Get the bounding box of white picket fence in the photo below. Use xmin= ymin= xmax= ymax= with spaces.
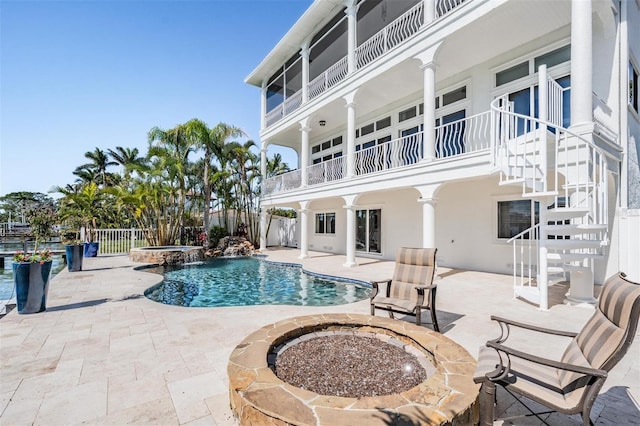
xmin=84 ymin=228 xmax=148 ymax=255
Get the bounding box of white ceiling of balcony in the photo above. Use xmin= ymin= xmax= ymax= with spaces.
xmin=436 ymin=0 xmax=571 ymax=79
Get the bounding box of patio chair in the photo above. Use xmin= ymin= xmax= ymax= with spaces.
xmin=370 ymin=247 xmax=439 ymax=332
xmin=474 ymin=272 xmax=640 ymax=425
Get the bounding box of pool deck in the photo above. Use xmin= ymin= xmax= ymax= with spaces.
xmin=0 ymin=248 xmax=638 ymax=425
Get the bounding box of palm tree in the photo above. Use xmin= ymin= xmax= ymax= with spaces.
xmin=148 ymin=123 xmax=195 ymax=244
xmin=76 ymin=148 xmax=118 ymax=187
xmin=266 ymin=153 xmax=290 ymax=178
xmin=185 ymin=119 xmax=246 ymax=243
xmin=108 ymin=146 xmax=146 ymax=181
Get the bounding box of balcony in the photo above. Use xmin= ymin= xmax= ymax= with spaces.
xmin=262 ymin=111 xmax=490 ymax=196
xmin=264 ymin=0 xmax=467 ymax=129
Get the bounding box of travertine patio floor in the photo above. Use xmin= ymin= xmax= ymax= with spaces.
xmin=0 ymin=248 xmax=638 ymax=425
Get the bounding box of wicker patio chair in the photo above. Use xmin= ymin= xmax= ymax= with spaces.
xmin=370 ymin=247 xmax=439 ymax=332
xmin=474 ymin=272 xmax=640 ymax=425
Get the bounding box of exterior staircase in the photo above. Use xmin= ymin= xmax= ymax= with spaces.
xmin=491 ymin=65 xmax=609 ymax=310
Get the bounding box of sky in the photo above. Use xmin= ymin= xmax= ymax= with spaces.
xmin=0 ymin=0 xmax=311 ymax=197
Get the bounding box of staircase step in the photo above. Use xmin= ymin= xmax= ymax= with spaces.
xmin=547 ymin=252 xmax=604 ymax=262
xmin=522 ymin=191 xmax=559 ymax=199
xmin=546 ymin=239 xmax=605 ymax=250
xmin=545 ymin=208 xmax=589 ymax=220
xmin=545 ymin=224 xmax=607 ymax=235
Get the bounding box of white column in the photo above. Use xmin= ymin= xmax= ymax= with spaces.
xmin=570 ymin=0 xmax=592 ymax=128
xmin=260 ymin=144 xmax=268 ymax=180
xmin=418 ymin=197 xmax=436 ymax=247
xmin=538 ymin=64 xmax=548 ymax=192
xmin=299 ymin=204 xmax=309 ymax=259
xmin=301 ymin=43 xmax=310 ymax=103
xmin=344 ymin=91 xmax=357 ymax=178
xmin=424 ymin=0 xmax=435 ymax=25
xmin=422 ymin=62 xmax=436 ymax=161
xmin=300 ymin=119 xmax=310 ymax=187
xmin=260 ymin=80 xmax=267 ymax=131
xmin=345 ymin=0 xmax=357 ymax=74
xmin=259 ymin=207 xmax=268 ymax=250
xmin=343 ymin=204 xmax=357 ymax=267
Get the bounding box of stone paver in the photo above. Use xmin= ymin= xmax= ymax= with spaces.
xmin=0 ymin=249 xmax=637 ymax=425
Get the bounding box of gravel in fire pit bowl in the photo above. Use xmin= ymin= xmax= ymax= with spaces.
xmin=274 ymin=333 xmax=430 ymax=398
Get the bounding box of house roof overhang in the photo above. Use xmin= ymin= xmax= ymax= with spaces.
xmin=244 ymin=0 xmax=345 ymax=88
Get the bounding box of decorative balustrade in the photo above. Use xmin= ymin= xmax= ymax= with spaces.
xmin=356 ymin=2 xmax=423 ymax=69
xmin=262 ymin=169 xmax=302 ymax=196
xmin=435 ymin=111 xmax=491 ymax=158
xmin=307 ymin=156 xmax=345 ymax=185
xmin=263 ymin=112 xmax=493 ymax=196
xmin=308 ymin=56 xmax=349 ymax=101
xmin=265 ymin=105 xmax=284 ymax=127
xmin=435 ymin=0 xmax=466 ymax=18
xmin=355 ymin=133 xmax=424 ymax=175
xmin=283 ymin=90 xmax=303 ymax=115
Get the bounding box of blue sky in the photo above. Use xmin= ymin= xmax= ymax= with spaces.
xmin=0 ymin=0 xmax=310 ymax=197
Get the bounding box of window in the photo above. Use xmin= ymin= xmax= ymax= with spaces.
xmin=496 ymin=45 xmax=570 ymax=87
xmin=497 ymin=200 xmax=539 ymax=239
xmin=311 ymin=134 xmax=343 ymax=164
xmin=630 ymin=61 xmax=639 ymax=113
xmin=496 ymin=62 xmax=529 ymax=87
xmin=376 ymin=116 xmax=391 ymax=130
xmin=315 ymin=213 xmax=335 ymax=234
xmin=361 ymin=123 xmax=375 ymax=136
xmin=534 ymin=45 xmax=571 ymax=71
xmin=399 ymin=106 xmax=417 ymax=122
xmin=356 ymin=209 xmax=381 ymax=253
xmin=442 ymin=86 xmax=467 ymax=106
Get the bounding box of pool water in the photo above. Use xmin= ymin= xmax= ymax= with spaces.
xmin=144 ymin=257 xmax=371 ymax=307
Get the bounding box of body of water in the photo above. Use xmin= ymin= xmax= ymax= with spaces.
xmin=144 ymin=257 xmax=371 ymax=307
xmin=0 ymin=242 xmax=66 ymax=300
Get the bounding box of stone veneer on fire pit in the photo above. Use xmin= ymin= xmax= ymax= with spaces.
xmin=228 ymin=313 xmax=479 ymax=425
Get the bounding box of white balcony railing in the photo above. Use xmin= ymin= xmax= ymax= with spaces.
xmin=436 ymin=0 xmax=466 ymax=18
xmin=283 ymin=90 xmax=303 ymax=115
xmin=265 ymin=105 xmax=283 ymax=128
xmin=355 ymin=133 xmax=424 ymax=175
xmin=308 ymin=56 xmax=349 ymax=101
xmin=262 ymin=169 xmax=302 ymax=196
xmin=356 ymin=2 xmax=424 ymax=69
xmin=434 ymin=111 xmax=491 ymax=158
xmin=262 ymin=111 xmax=491 ymax=196
xmin=307 ymin=156 xmax=345 ymax=185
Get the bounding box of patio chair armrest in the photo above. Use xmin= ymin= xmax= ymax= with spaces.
xmin=485 ymin=341 xmax=608 ymax=379
xmin=370 ymin=279 xmax=391 ymax=299
xmin=490 ymin=315 xmax=579 ymax=338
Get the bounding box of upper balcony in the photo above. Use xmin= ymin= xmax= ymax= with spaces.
xmin=263 ymin=110 xmax=491 ymax=197
xmin=260 ymin=0 xmax=468 ymax=130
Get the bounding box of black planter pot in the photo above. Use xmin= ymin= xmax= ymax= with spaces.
xmin=65 ymin=244 xmax=85 ymax=272
xmin=84 ymin=242 xmax=99 ymax=257
xmin=12 ymin=261 xmax=52 ymax=314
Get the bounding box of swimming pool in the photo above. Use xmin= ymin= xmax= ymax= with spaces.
xmin=143 ymin=257 xmax=371 ymax=307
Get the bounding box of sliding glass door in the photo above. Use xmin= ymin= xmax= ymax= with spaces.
xmin=356 ymin=209 xmax=381 ymax=253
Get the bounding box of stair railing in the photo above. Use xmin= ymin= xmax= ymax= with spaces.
xmin=507 ymin=224 xmax=540 ymax=298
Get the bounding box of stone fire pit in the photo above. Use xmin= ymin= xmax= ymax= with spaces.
xmin=228 ymin=313 xmax=479 ymax=425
